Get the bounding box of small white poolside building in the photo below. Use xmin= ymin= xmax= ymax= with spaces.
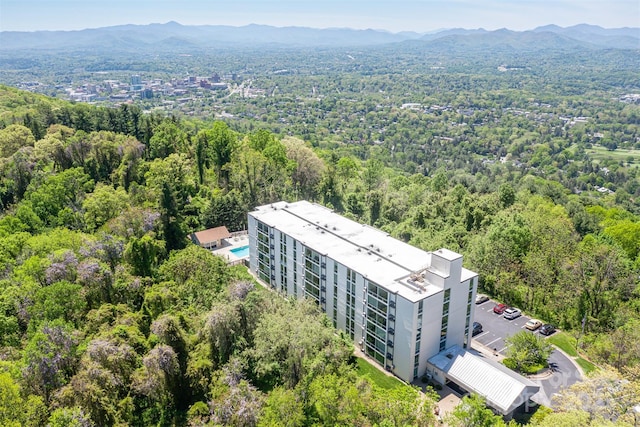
xmin=190 ymin=225 xmax=231 ymax=250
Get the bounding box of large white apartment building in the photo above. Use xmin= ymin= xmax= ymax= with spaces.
xmin=248 ymin=200 xmax=479 ymax=383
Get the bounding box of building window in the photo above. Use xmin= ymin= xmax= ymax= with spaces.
xmin=365 ymin=281 xmax=390 ymax=367
xmin=293 ymin=241 xmax=297 ymax=261
xmin=303 ymin=247 xmax=322 ymax=305
xmin=440 ymin=289 xmax=450 ymax=352
xmin=413 ymin=353 xmax=420 ymax=379
xmin=256 ymin=221 xmax=271 ymax=285
xmin=344 ymin=268 xmax=357 ymax=340
xmin=279 ymin=235 xmax=288 ymax=292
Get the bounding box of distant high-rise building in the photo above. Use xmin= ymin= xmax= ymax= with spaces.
xmin=131 ymin=75 xmax=142 ymax=85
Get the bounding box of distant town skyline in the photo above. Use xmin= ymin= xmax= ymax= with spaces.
xmin=1 ymin=0 xmax=638 ymax=33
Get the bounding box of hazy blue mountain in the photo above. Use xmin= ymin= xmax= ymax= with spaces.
xmin=0 ymin=22 xmax=637 ymax=52
xmin=532 ymin=24 xmax=640 ymax=49
xmin=418 ymin=29 xmax=592 ymax=53
xmin=420 ymin=25 xmax=638 ymax=49
xmin=420 ymin=28 xmax=491 ymax=40
xmin=0 ymin=22 xmax=416 ymax=51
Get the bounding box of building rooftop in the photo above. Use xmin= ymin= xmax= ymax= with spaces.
xmin=429 ymin=345 xmax=540 ymax=415
xmin=192 ymin=225 xmax=231 ymax=245
xmin=250 ymin=201 xmax=477 ymax=302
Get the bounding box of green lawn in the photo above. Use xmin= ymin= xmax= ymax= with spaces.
xmin=547 ymin=332 xmax=598 ymax=374
xmin=585 ymin=145 xmax=640 ymax=165
xmin=547 ymin=332 xmax=578 ymax=357
xmin=576 ymin=357 xmax=597 ymax=374
xmin=355 ymin=357 xmax=404 ymax=390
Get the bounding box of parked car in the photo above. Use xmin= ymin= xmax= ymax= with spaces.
xmin=475 ymin=294 xmax=489 ymax=304
xmin=503 ymin=307 xmax=522 ymax=320
xmin=472 ymin=322 xmax=483 ymax=336
xmin=525 ymin=319 xmax=543 ymax=330
xmin=539 ymin=324 xmax=556 ymax=336
xmin=493 ymin=303 xmax=508 ymax=314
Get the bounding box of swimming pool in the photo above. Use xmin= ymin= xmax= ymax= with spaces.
xmin=230 ymin=245 xmax=250 ymax=258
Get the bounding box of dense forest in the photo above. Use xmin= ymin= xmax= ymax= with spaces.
xmin=0 ymin=33 xmax=639 ymax=425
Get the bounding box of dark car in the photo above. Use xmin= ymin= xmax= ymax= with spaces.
xmin=493 ymin=303 xmax=508 ymax=314
xmin=472 ymin=322 xmax=483 ymax=336
xmin=539 ymin=324 xmax=556 ymax=336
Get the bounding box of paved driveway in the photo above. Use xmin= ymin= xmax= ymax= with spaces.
xmin=472 ymin=297 xmax=582 ymax=407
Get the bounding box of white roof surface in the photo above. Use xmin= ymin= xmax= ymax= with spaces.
xmin=250 ymin=201 xmax=477 ymax=302
xmin=429 ymin=345 xmax=540 ymax=414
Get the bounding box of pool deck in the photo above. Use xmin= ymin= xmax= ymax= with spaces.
xmin=211 ymin=233 xmax=250 ymax=263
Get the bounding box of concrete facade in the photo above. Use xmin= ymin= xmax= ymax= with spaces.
xmin=248 ymin=201 xmax=478 ymax=383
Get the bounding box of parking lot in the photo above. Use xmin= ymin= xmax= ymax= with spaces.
xmin=471 ymin=296 xmax=582 ymax=407
xmin=472 ymin=299 xmax=534 ymax=355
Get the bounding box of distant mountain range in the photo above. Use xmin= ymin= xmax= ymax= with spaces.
xmin=0 ymin=22 xmax=638 ymax=52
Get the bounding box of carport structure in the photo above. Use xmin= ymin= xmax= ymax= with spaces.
xmin=427 ymin=345 xmax=540 ymax=418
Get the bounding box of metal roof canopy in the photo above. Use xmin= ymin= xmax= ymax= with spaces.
xmin=429 ymin=345 xmax=540 ymax=415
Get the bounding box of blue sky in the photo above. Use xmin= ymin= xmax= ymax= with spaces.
xmin=1 ymin=0 xmax=638 ymax=32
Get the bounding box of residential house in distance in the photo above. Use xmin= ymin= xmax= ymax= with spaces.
xmin=247 ymin=201 xmax=539 ymax=418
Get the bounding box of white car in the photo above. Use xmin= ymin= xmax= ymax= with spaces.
xmin=503 ymin=307 xmax=522 ymax=320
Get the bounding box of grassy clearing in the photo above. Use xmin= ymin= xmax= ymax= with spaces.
xmin=576 ymin=357 xmax=597 ymax=374
xmin=355 ymin=357 xmax=404 ymax=390
xmin=547 ymin=332 xmax=598 ymax=374
xmin=547 ymin=332 xmax=578 ymax=357
xmin=586 ymin=145 xmax=640 ymax=165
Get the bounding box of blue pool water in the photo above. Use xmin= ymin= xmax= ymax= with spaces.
xmin=230 ymin=245 xmax=250 ymax=258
